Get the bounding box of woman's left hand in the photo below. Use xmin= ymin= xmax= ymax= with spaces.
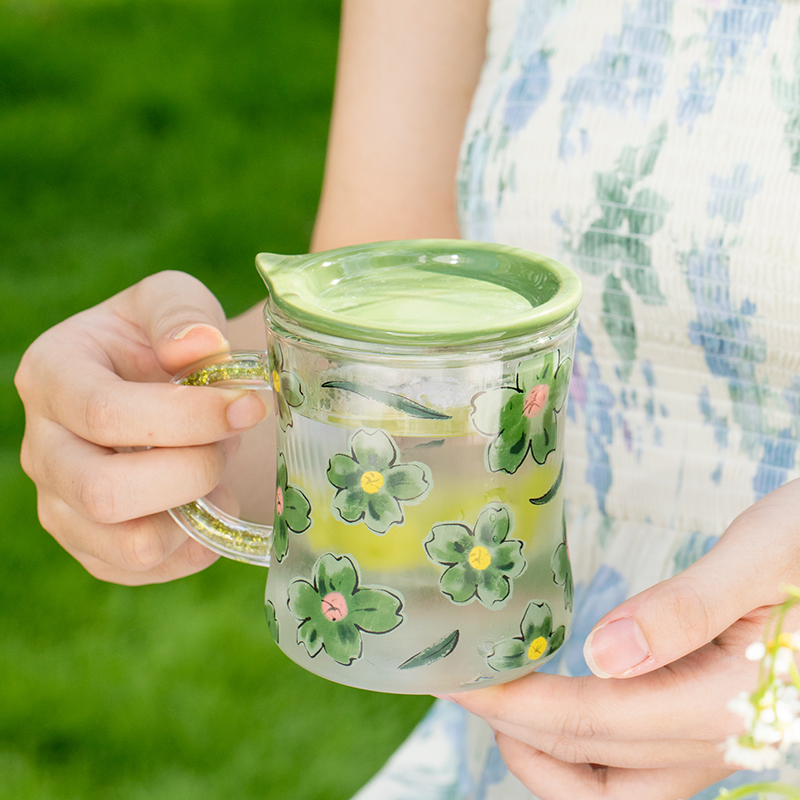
xmin=446 ymin=478 xmax=800 ymax=800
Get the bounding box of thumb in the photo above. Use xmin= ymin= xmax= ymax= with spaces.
xmin=131 ymin=271 xmax=230 ymax=374
xmin=582 ymin=533 xmax=773 ymax=679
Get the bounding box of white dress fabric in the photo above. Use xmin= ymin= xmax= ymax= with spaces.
xmin=355 ymin=0 xmax=800 ymax=797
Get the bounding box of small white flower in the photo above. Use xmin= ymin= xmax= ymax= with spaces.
xmin=775 ymin=697 xmax=800 ymax=726
xmin=788 ymin=726 xmax=800 ymax=750
xmin=774 ymin=646 xmax=795 ymax=676
xmin=780 ymin=718 xmax=800 ymax=749
xmin=746 ymin=641 xmax=767 ymax=661
xmin=758 ymin=706 xmax=777 ymax=725
xmin=728 ymin=691 xmax=756 ymax=726
xmin=753 ymin=719 xmax=783 ymax=746
xmin=724 ymin=736 xmax=782 ymax=771
xmin=777 ymin=683 xmax=800 ymax=704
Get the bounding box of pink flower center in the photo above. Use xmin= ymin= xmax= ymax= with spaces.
xmin=275 ymin=486 xmax=284 ymax=516
xmin=321 ymin=591 xmax=348 ymax=622
xmin=523 ymin=384 xmax=549 ymax=418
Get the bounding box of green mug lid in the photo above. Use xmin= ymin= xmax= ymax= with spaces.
xmin=256 ymin=239 xmax=581 ymax=347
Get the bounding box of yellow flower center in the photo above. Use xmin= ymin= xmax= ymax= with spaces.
xmin=360 ymin=470 xmax=384 ymax=494
xmin=527 ymin=636 xmax=547 ymax=661
xmin=271 ymin=370 xmax=281 ymax=393
xmin=468 ymin=546 xmax=492 ymax=571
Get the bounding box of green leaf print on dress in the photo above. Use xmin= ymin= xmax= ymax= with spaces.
xmin=268 ymin=341 xmax=304 ymax=432
xmin=327 ymin=428 xmax=432 ymax=535
xmin=272 ymin=452 xmax=312 ymax=563
xmin=471 ymin=351 xmax=571 ymax=473
xmin=486 ymin=600 xmax=565 ymax=672
xmin=563 ymin=123 xmax=670 ymax=371
xmin=424 ymin=504 xmax=527 ymax=610
xmin=772 ymin=19 xmax=800 ymax=174
xmin=287 ymin=553 xmax=404 ymax=666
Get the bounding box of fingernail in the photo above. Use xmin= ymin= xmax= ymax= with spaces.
xmin=583 ymin=617 xmax=650 ymax=678
xmin=227 ymin=394 xmax=266 ymax=430
xmin=170 ymin=323 xmax=229 ymax=348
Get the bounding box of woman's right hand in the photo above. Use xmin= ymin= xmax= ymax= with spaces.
xmin=15 ymin=270 xmax=267 ymax=585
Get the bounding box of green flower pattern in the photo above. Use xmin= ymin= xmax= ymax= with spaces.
xmin=551 ymin=512 xmax=574 ymax=612
xmin=265 ymin=600 xmax=279 ymax=644
xmin=268 ymin=341 xmax=304 ymax=432
xmin=272 ymin=452 xmax=312 ymax=563
xmin=486 ymin=600 xmax=566 ymax=672
xmin=470 ymin=351 xmax=572 ymax=473
xmin=287 ymin=553 xmax=404 ymax=666
xmin=327 ymin=428 xmax=432 ymax=535
xmin=423 ymin=504 xmax=527 ymax=609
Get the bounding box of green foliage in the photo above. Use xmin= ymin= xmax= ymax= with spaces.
xmin=0 ymin=2 xmax=432 ymax=798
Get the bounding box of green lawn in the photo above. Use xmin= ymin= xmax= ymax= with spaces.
xmin=0 ymin=1 xmax=433 ymax=797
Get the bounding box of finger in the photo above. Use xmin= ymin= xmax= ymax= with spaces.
xmin=78 ymin=535 xmax=221 ymax=586
xmin=582 ymin=481 xmax=800 ymax=679
xmin=32 ymin=418 xmax=231 ymax=522
xmin=486 ymin=718 xmax=722 ymax=769
xmin=17 ymin=274 xmax=266 ymax=448
xmin=31 ymin=352 xmax=266 ymax=448
xmin=126 ymin=270 xmax=230 ymax=375
xmin=38 ymin=492 xmax=218 ymax=583
xmin=494 ymin=732 xmax=732 ymax=800
xmin=449 ymin=654 xmax=748 ymax=743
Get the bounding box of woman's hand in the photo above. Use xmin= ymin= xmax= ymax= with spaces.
xmin=447 ymin=479 xmax=800 ymax=799
xmin=15 ymin=271 xmax=267 ymax=585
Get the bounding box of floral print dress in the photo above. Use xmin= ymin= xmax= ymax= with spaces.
xmin=353 ymin=0 xmax=800 ymax=797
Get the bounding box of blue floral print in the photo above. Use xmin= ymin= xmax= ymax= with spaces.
xmin=363 ymin=0 xmax=800 ymax=797
xmin=677 ymin=0 xmax=781 ymax=130
xmin=560 ymin=0 xmax=674 ymax=159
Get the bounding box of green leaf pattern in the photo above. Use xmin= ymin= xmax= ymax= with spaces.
xmin=398 ymin=630 xmax=460 ymax=671
xmin=265 ymin=600 xmax=279 ymax=644
xmin=551 ymin=512 xmax=573 ymax=613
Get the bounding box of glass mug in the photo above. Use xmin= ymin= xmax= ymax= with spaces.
xmin=170 ymin=239 xmax=581 ymax=695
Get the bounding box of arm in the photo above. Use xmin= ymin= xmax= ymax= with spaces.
xmin=221 ymin=0 xmax=489 ymax=351
xmin=311 ymin=0 xmax=488 ymax=250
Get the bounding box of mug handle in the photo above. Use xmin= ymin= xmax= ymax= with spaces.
xmin=168 ymin=351 xmax=274 ymax=567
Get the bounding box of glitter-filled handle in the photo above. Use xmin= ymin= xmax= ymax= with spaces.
xmin=168 ymin=351 xmax=273 ymax=567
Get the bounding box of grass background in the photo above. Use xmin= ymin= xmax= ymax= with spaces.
xmin=0 ymin=1 xmax=433 ymax=797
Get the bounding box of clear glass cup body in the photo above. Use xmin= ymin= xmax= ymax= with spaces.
xmin=263 ymin=311 xmax=577 ymax=695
